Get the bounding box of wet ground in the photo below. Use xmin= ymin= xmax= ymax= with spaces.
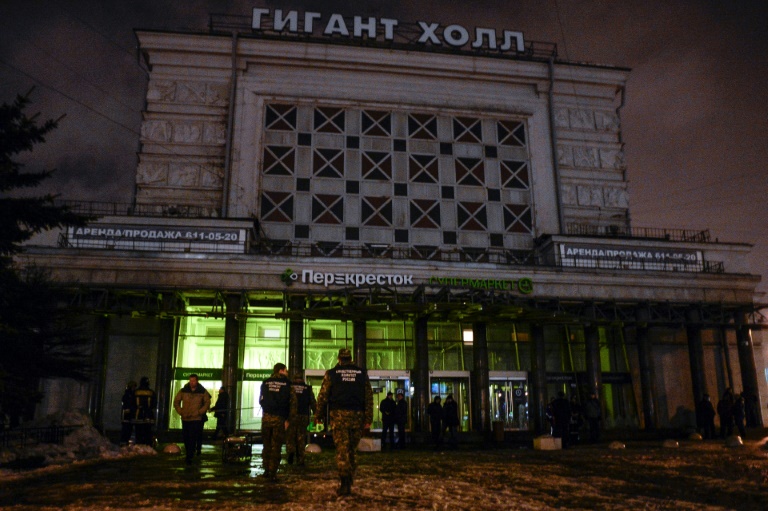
xmin=2 ymin=437 xmax=768 ymax=510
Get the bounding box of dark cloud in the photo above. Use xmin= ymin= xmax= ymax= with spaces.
xmin=2 ymin=0 xmax=767 ymax=294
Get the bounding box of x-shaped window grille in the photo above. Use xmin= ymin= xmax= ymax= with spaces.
xmin=260 ymin=191 xmax=293 ymax=222
xmin=362 ymin=151 xmax=392 ymax=180
xmin=453 ymin=116 xmax=482 ymax=143
xmin=409 ymin=154 xmax=439 ymax=183
xmin=265 ymin=104 xmax=297 ymax=131
xmin=263 ymin=146 xmax=295 ymax=175
xmin=314 ymin=107 xmax=345 ymax=133
xmin=457 ymin=201 xmax=488 ymax=231
xmin=503 ymin=204 xmax=532 ymax=233
xmin=361 ymin=110 xmax=392 ymax=137
xmin=312 ymin=194 xmax=344 ymax=224
xmin=362 ymin=196 xmax=393 ymax=227
xmin=313 ymin=149 xmax=344 ymax=178
xmin=497 ymin=120 xmax=526 ymax=147
xmin=410 ymin=199 xmax=441 ymax=229
xmin=408 ymin=113 xmax=438 ymax=140
xmin=455 ymin=157 xmax=485 ymax=186
xmin=500 ymin=160 xmax=529 ymax=189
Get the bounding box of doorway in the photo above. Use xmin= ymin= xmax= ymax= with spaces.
xmin=429 ymin=372 xmax=470 ymax=432
xmin=490 ymin=371 xmax=529 ymax=430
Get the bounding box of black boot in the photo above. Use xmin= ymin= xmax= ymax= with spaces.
xmin=336 ymin=476 xmax=352 ymax=496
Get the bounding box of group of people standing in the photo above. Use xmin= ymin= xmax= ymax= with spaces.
xmin=425 ymin=395 xmax=461 ymax=448
xmin=378 ymin=390 xmax=408 ymax=449
xmin=257 ymin=348 xmax=373 ymax=497
xmin=697 ymin=387 xmax=757 ymax=440
xmin=546 ymin=391 xmax=602 ymax=448
xmin=120 ymin=376 xmax=157 ymax=446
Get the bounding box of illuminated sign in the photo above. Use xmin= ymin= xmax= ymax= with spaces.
xmin=252 ymin=8 xmax=525 ymax=53
xmin=67 ymin=224 xmax=246 ymax=254
xmin=559 ymin=243 xmax=703 ymax=271
xmin=282 ymin=268 xmax=414 ymax=287
xmin=280 ymin=268 xmax=532 ymax=293
xmin=173 ymin=368 xmax=223 ymax=380
xmin=428 ymin=276 xmax=533 ymax=294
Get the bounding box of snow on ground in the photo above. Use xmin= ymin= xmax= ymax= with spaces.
xmin=2 ymin=434 xmax=768 ymax=510
xmin=0 ymin=411 xmax=156 ymax=476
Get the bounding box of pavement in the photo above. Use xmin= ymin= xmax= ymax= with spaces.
xmin=2 ymin=435 xmax=768 ymax=510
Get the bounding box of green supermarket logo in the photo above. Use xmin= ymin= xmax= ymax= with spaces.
xmin=280 ymin=268 xmax=298 ymax=285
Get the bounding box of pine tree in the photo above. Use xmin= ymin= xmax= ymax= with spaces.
xmin=0 ymin=91 xmax=87 ymax=257
xmin=0 ymin=91 xmax=93 ymax=425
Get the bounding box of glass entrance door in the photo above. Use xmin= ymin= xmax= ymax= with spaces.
xmin=490 ymin=371 xmax=528 ymax=430
xmin=369 ymin=371 xmax=410 ymax=431
xmin=429 ymin=373 xmax=470 ymax=432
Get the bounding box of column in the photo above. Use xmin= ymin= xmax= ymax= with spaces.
xmin=719 ymin=326 xmax=735 ymax=390
xmin=413 ymin=316 xmax=430 ymax=434
xmin=529 ymin=324 xmax=547 ymax=434
xmin=155 ymin=314 xmax=176 ymax=433
xmin=87 ymin=315 xmax=109 ymax=431
xmin=353 ymin=320 xmax=367 ymax=371
xmin=472 ymin=322 xmax=491 ymax=435
xmin=223 ymin=293 xmax=243 ymax=433
xmin=686 ymin=308 xmax=707 ymax=405
xmin=734 ymin=312 xmax=763 ymax=427
xmin=584 ymin=325 xmax=602 ymax=397
xmin=635 ymin=308 xmax=656 ymax=430
xmin=288 ymin=296 xmax=305 ymax=374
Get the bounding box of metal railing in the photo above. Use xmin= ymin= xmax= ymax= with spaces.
xmin=566 ymin=223 xmax=711 ymax=243
xmin=0 ymin=425 xmax=81 ymax=449
xmin=56 ymin=200 xmax=222 ymax=219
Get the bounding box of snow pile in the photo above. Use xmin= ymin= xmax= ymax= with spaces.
xmin=0 ymin=410 xmax=157 ymax=471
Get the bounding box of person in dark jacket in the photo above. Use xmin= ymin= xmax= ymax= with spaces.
xmin=134 ymin=376 xmax=156 ymax=446
xmin=379 ymin=391 xmax=396 ymax=450
xmin=427 ymin=396 xmax=444 ymax=447
xmin=717 ymin=388 xmax=735 ymax=438
xmin=315 ymin=348 xmax=373 ymax=496
xmin=211 ymin=387 xmax=229 ymax=441
xmin=696 ymin=394 xmax=716 ymax=440
xmin=551 ymin=391 xmax=572 ymax=448
xmin=287 ymin=371 xmax=316 ymax=466
xmin=442 ymin=394 xmax=460 ymax=448
xmin=173 ymin=374 xmax=211 ymax=465
xmin=120 ymin=381 xmax=137 ymax=445
xmin=394 ymin=391 xmax=408 ymax=449
xmin=259 ymin=363 xmax=297 ymax=480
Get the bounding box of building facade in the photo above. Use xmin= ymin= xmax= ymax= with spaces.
xmin=21 ymin=11 xmax=765 ymax=438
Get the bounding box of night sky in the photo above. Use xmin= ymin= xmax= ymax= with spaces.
xmin=2 ymin=1 xmax=767 ymax=297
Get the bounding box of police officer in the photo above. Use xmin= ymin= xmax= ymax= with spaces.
xmin=259 ymin=362 xmax=296 ymax=480
xmin=287 ymin=371 xmax=317 ymax=466
xmin=315 ymin=348 xmax=373 ymax=496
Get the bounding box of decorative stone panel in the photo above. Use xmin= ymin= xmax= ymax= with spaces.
xmin=568 ymin=109 xmax=595 ymax=130
xmin=573 ymin=146 xmax=599 ymax=168
xmin=577 ymin=185 xmax=604 ymax=207
xmin=599 ymin=148 xmax=625 ymax=170
xmin=604 ymin=187 xmax=629 ymax=208
xmin=557 ymin=145 xmax=574 ymax=166
xmin=147 ymin=80 xmax=230 ymax=106
xmin=594 ymin=110 xmax=620 ymax=132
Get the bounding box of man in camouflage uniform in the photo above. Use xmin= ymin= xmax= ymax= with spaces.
xmin=316 ymin=348 xmax=373 ymax=496
xmin=287 ymin=371 xmax=317 ymax=466
xmin=259 ymin=362 xmax=297 ymax=480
